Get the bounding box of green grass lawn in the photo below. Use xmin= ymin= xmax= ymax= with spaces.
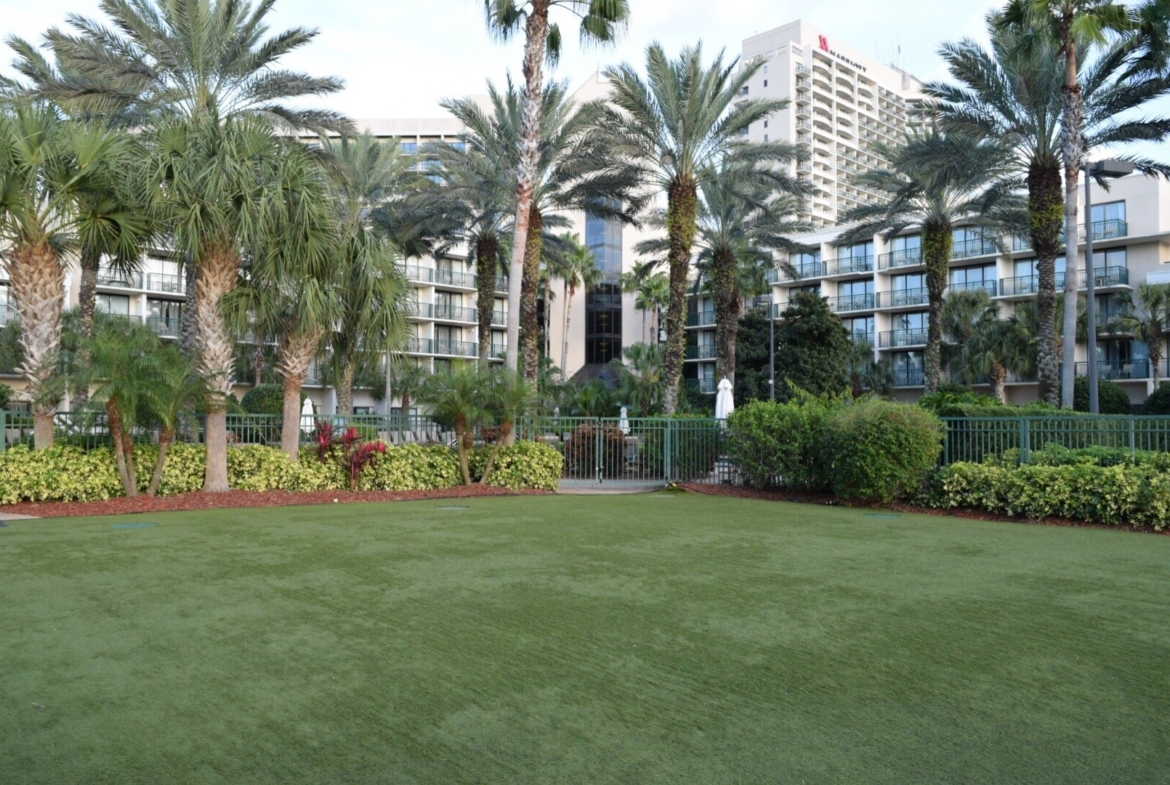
xmin=2 ymin=494 xmax=1169 ymax=784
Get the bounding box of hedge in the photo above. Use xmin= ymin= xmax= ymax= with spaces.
xmin=0 ymin=440 xmax=561 ymax=505
xmin=932 ymin=461 xmax=1170 ymax=530
xmin=725 ymin=395 xmax=843 ymax=491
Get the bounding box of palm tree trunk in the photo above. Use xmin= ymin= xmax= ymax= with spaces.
xmin=180 ymin=259 xmax=199 ymax=360
xmin=1060 ymin=39 xmax=1084 ymax=410
xmin=475 ymin=234 xmax=498 ymax=366
xmin=1029 ymin=160 xmax=1064 ymax=407
xmin=9 ymin=242 xmax=65 ymax=449
xmin=504 ymin=0 xmax=552 ymax=374
xmin=73 ymin=245 xmax=101 ymax=410
xmin=663 ymin=177 xmax=699 ymax=414
xmin=279 ymin=332 xmax=320 ymax=461
xmin=336 ymin=358 xmax=356 ymax=418
xmin=712 ymin=247 xmax=741 ymax=386
xmin=520 ymin=207 xmax=544 ymax=382
xmin=455 ymin=415 xmax=472 ymax=485
xmin=561 ymin=282 xmax=575 ymax=377
xmin=923 ymin=225 xmax=953 ymax=394
xmin=1151 ymin=341 xmax=1164 ymax=386
xmin=990 ymin=363 xmax=1007 ymax=405
xmin=195 ymin=248 xmax=241 ymax=492
xmin=479 ymin=419 xmax=512 ymax=485
xmin=106 ymin=401 xmax=137 ymax=497
xmin=147 ymin=430 xmax=174 ymax=497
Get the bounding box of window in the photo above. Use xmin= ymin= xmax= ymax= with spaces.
xmin=950 ymin=264 xmax=997 ymax=294
xmin=891 ymin=273 xmax=925 ymax=291
xmin=1015 ymin=257 xmax=1067 ymax=278
xmin=1091 ymin=200 xmax=1125 ymax=224
xmin=400 ymin=141 xmax=418 ymax=154
xmin=586 ymin=206 xmax=623 ymax=277
xmin=585 ymin=282 xmax=622 ymax=364
xmin=952 ymin=227 xmax=997 ymax=256
xmin=842 ymin=315 xmax=874 ymax=341
xmin=448 ymin=141 xmax=467 ymax=152
xmin=792 ymin=284 xmax=821 ymax=296
xmin=891 ymin=235 xmax=921 ymax=254
xmin=764 ymin=120 xmax=769 ymax=128
xmin=764 ymin=134 xmax=769 ymax=142
xmin=1099 ymin=247 xmax=1127 ymax=269
xmin=763 ymin=79 xmax=769 ymax=87
xmin=838 ymin=279 xmax=873 ymax=298
xmin=96 ymin=294 xmax=130 ymax=315
xmin=894 ymin=312 xmax=927 ymax=332
xmin=791 ymin=250 xmax=821 ymax=277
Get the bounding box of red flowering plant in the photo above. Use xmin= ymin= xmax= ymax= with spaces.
xmin=340 ymin=427 xmax=387 ymax=490
xmin=314 ymin=420 xmax=339 ymax=463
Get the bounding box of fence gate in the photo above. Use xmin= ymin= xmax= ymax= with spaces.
xmin=518 ymin=416 xmax=732 ymax=487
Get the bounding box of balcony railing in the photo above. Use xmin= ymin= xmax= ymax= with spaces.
xmin=401 ymin=265 xmax=434 ymax=283
xmin=495 ymin=275 xmax=508 ymax=292
xmin=433 ymin=304 xmax=477 ymax=323
xmin=877 ymin=288 xmax=930 ymax=308
xmin=892 ymin=368 xmax=925 ymax=387
xmin=491 ymin=311 xmax=505 ymax=327
xmin=769 ymin=263 xmax=823 ymax=283
xmin=688 ymin=377 xmax=717 ymax=394
xmin=0 ymin=303 xmax=14 ymax=326
xmin=1000 ymin=266 xmax=1130 ymax=296
xmin=825 ymin=255 xmax=874 ymax=276
xmin=948 ymin=279 xmax=999 ymax=296
xmin=1074 ymin=359 xmax=1150 ymax=380
xmin=146 ymin=273 xmax=185 ymax=294
xmin=877 ymin=247 xmax=923 ymax=270
xmin=97 ymin=271 xmax=144 ymax=289
xmin=686 ymin=345 xmax=717 ymax=360
xmin=951 ymin=237 xmax=999 ymax=260
xmin=407 ymin=301 xmax=433 ymax=319
xmin=434 ymin=269 xmax=476 ymax=288
xmin=686 ymin=310 xmax=717 ymax=327
xmin=1085 ymin=218 xmax=1128 ymax=241
xmin=879 ymin=328 xmax=928 ymax=348
xmin=848 ymin=330 xmax=875 ymax=345
xmin=828 ymin=293 xmax=875 ymax=313
xmin=433 ymin=339 xmax=479 ymax=357
xmin=146 ymin=315 xmax=182 ymax=338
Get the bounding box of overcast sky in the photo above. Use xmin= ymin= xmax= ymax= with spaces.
xmin=0 ymin=0 xmax=1003 ymax=119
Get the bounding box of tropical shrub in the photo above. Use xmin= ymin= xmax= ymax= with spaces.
xmin=1073 ymin=376 xmax=1132 ymax=414
xmin=726 ymin=392 xmax=845 ymax=490
xmin=470 ymin=440 xmax=563 ymax=490
xmin=918 ymin=383 xmax=1001 ymax=415
xmin=241 ymin=384 xmax=286 ymax=415
xmin=227 ymin=445 xmax=298 ymax=491
xmin=0 ymin=383 xmax=13 ymax=410
xmin=934 ymin=461 xmax=1170 ymax=530
xmin=1143 ymin=384 xmax=1170 ymax=415
xmin=292 ymin=447 xmax=347 ymax=491
xmin=823 ymin=400 xmax=945 ymax=503
xmin=564 ymin=422 xmax=629 ymax=479
xmin=360 ymin=444 xmax=462 ymax=491
xmin=0 ymin=445 xmax=122 ymax=505
xmin=134 ymin=443 xmax=206 ymax=496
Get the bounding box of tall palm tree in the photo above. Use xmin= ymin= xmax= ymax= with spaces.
xmin=639 ymin=160 xmax=809 ymax=387
xmin=928 ymin=25 xmax=1067 ymax=405
xmin=222 ymin=145 xmax=339 ymax=460
xmin=0 ymin=103 xmax=142 ymax=447
xmin=322 ymin=134 xmax=418 ymax=416
xmin=601 ymin=43 xmax=804 ymax=412
xmin=619 ymin=260 xmax=665 ymax=343
xmin=481 ymin=0 xmax=630 ymax=374
xmin=1115 ymin=283 xmax=1170 ymax=385
xmin=438 ymin=80 xmax=643 ymax=380
xmin=558 ymin=234 xmax=604 ymax=377
xmin=839 ymin=130 xmax=1022 ymax=393
xmin=943 ymin=289 xmax=1029 ymax=403
xmin=999 ymin=1 xmax=1140 ymax=408
xmin=610 ymin=341 xmax=665 ymax=416
xmin=422 ymin=361 xmax=485 ymax=485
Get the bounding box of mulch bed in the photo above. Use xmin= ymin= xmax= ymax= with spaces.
xmin=2 ymin=486 xmax=552 ymax=520
xmin=679 ymin=482 xmax=1170 ymax=536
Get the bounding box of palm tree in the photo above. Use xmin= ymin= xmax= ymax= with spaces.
xmin=928 ymin=25 xmax=1066 ymax=405
xmin=1115 ymin=283 xmax=1170 ymax=385
xmin=998 ymin=1 xmax=1144 ymax=408
xmin=601 ymin=43 xmax=804 ymax=412
xmin=223 ymin=145 xmax=339 ymax=460
xmin=12 ymin=0 xmax=350 ymax=132
xmin=848 ymin=341 xmax=894 ymax=399
xmin=0 ymin=103 xmax=142 ymax=447
xmin=422 ymin=361 xmax=485 ymax=485
xmin=840 ymin=130 xmax=1021 ymax=393
xmin=619 ymin=260 xmax=666 ymax=343
xmin=437 ymin=80 xmax=643 ymax=380
xmin=610 ymin=342 xmax=665 ymax=416
xmin=943 ymin=290 xmax=1020 ymax=402
xmin=639 ymin=158 xmax=809 ymax=387
xmin=140 ymin=346 xmax=206 ymax=497
xmin=481 ymin=0 xmax=629 ymax=374
xmin=480 ymin=368 xmax=534 ymax=484
xmin=321 ymin=133 xmax=417 ymax=417
xmin=558 ymin=234 xmax=604 ymax=378
xmin=388 ymin=361 xmax=430 ymax=420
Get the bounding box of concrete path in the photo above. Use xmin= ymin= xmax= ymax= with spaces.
xmin=0 ymin=512 xmax=38 ymax=521
xmin=557 ymin=481 xmax=665 ymax=495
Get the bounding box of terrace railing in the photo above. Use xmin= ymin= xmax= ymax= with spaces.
xmin=940 ymin=415 xmax=1170 ymax=465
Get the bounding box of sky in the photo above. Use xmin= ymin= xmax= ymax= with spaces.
xmin=0 ymin=0 xmax=1003 ymax=119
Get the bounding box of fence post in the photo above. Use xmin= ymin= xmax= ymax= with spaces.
xmin=663 ymin=420 xmax=672 ymax=485
xmin=1020 ymin=418 xmax=1031 ymax=465
xmin=595 ymin=418 xmax=602 ymax=484
xmin=0 ymin=409 xmax=5 ymax=454
xmin=1129 ymin=417 xmax=1136 ymax=455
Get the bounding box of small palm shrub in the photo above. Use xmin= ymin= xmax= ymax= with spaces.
xmin=823 ymin=400 xmax=945 ymax=503
xmin=1073 ymin=377 xmax=1132 ymax=414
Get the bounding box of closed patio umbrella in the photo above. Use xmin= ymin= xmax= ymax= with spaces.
xmin=715 ymin=378 xmax=735 ymax=421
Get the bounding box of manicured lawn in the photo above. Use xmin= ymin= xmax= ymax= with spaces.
xmin=2 ymin=495 xmax=1169 ymax=784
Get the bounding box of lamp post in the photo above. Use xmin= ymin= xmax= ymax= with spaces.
xmin=769 ymin=293 xmax=776 ymax=400
xmin=1083 ymin=159 xmax=1134 ymax=414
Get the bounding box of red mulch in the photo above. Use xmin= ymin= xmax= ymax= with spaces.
xmin=679 ymin=482 xmax=1170 ymax=536
xmin=2 ymin=486 xmax=551 ymax=519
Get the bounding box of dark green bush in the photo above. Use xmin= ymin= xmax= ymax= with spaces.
xmin=1073 ymin=376 xmax=1132 ymax=414
xmin=1143 ymin=383 xmax=1170 ymax=415
xmin=918 ymin=384 xmax=1001 ymax=415
xmin=726 ymin=392 xmax=845 ymax=490
xmin=241 ymin=384 xmax=286 ymax=415
xmin=823 ymin=400 xmax=945 ymax=503
xmin=0 ymin=382 xmax=13 ymax=410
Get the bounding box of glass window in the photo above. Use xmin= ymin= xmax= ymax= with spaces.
xmin=838 ymin=241 xmax=874 ymax=261
xmin=891 ymin=273 xmax=925 ymax=291
xmin=400 ymin=141 xmax=418 ymax=154
xmin=791 ymin=250 xmax=821 ymax=276
xmin=1100 ymin=247 xmax=1127 ymax=268
xmin=838 ymin=279 xmax=873 ymax=297
xmin=895 ymin=312 xmax=927 ymax=331
xmin=586 ymin=205 xmax=623 ymax=277
xmin=842 ymin=316 xmax=874 ymax=340
xmin=1091 ymin=201 xmax=1125 ymax=224
xmin=891 ymin=235 xmax=921 ymax=253
xmin=950 ymin=264 xmax=996 ymax=286
xmin=1015 ymin=257 xmax=1067 ymax=277
xmin=892 ymin=352 xmax=924 ymax=372
xmin=585 ymin=282 xmax=622 ymax=365
xmin=96 ymin=294 xmax=130 ymax=315
xmin=792 ymin=284 xmax=820 ymax=296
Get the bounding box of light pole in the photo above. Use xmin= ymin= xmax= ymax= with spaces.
xmin=769 ymin=293 xmax=776 ymax=400
xmin=1083 ymin=159 xmax=1134 ymax=414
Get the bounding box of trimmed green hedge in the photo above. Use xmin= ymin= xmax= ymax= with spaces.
xmin=933 ymin=461 xmax=1170 ymax=530
xmin=726 ymin=395 xmax=843 ymax=491
xmin=823 ymin=400 xmax=945 ymax=503
xmin=0 ymin=440 xmax=561 ymax=505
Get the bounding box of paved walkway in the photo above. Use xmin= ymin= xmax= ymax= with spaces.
xmin=557 ymin=481 xmax=665 ymax=495
xmin=0 ymin=512 xmax=38 ymax=521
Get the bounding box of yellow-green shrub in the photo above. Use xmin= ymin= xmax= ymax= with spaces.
xmin=935 ymin=462 xmax=1170 ymax=530
xmin=290 ymin=448 xmax=347 ymax=491
xmin=226 ymin=445 xmax=297 ymax=491
xmin=360 ymin=444 xmax=461 ymax=491
xmin=0 ymin=445 xmax=122 ymax=505
xmin=134 ymin=443 xmax=205 ymax=496
xmin=823 ymin=400 xmax=945 ymax=503
xmin=470 ymin=441 xmax=563 ymax=490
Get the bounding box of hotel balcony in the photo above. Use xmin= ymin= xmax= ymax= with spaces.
xmin=145 ymin=273 xmax=185 ymax=294
xmin=767 ymin=262 xmax=823 ymax=283
xmin=1011 ymin=219 xmax=1129 ymax=252
xmin=892 ymin=368 xmax=925 ymax=387
xmin=824 ymin=255 xmax=874 ymax=277
xmin=146 ymin=315 xmax=182 ymax=338
xmin=433 ymin=269 xmax=476 ymax=289
xmin=402 ymin=265 xmax=435 ymax=283
xmin=877 ymin=247 xmax=923 ymax=271
xmin=687 ymin=377 xmax=717 ymax=395
xmin=686 ymin=345 xmax=717 ymax=361
xmin=998 ymin=266 xmax=1129 ymax=298
xmin=686 ymin=310 xmax=717 ymax=327
xmin=948 ymin=279 xmax=999 ymax=296
xmin=406 ymin=337 xmax=479 ymax=358
xmin=407 ymin=301 xmax=433 ymax=319
xmin=1074 ymin=359 xmax=1151 ymax=380
xmin=951 ymin=237 xmax=1000 ymax=260
xmin=828 ymin=293 xmax=875 ymax=313
xmin=433 ymin=304 xmax=478 ymax=324
xmin=877 ymin=288 xmax=930 ymax=309
xmin=879 ymin=328 xmax=928 ymax=349
xmin=848 ymin=330 xmax=875 ymax=345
